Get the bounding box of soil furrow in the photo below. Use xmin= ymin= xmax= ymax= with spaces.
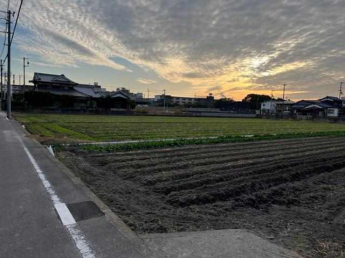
xmin=149 ymin=144 xmax=345 ymax=188
xmin=155 ymin=151 xmax=345 ymax=195
xmin=88 ymin=136 xmax=333 ymax=162
xmin=98 ymin=137 xmax=345 ymax=170
xmin=58 ymin=136 xmax=345 ymax=258
xmin=166 ymin=157 xmax=345 ymax=207
xmin=115 ymin=142 xmax=345 ymax=180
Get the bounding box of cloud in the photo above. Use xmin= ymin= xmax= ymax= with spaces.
xmin=5 ymin=0 xmax=345 ymax=99
xmin=137 ymin=78 xmax=157 ymax=85
xmin=207 ymin=86 xmax=223 ymax=92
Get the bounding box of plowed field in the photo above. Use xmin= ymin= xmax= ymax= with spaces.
xmin=59 ymin=137 xmax=345 ymax=258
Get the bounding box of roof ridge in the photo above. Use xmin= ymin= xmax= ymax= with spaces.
xmin=34 ymin=72 xmax=65 ymax=77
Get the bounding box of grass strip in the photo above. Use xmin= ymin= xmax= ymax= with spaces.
xmin=56 ymin=131 xmax=345 ymax=153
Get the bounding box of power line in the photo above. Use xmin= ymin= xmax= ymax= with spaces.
xmin=0 ymin=24 xmax=7 ymax=59
xmin=10 ymin=0 xmax=23 ymax=44
xmin=3 ymin=0 xmax=23 ymax=63
xmin=0 ymin=0 xmax=9 ymax=59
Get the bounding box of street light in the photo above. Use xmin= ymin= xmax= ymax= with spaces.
xmin=23 ymin=57 xmax=29 ymax=86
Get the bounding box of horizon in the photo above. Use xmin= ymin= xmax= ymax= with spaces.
xmin=8 ymin=71 xmax=344 ymax=102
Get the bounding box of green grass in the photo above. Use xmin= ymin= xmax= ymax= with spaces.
xmin=76 ymin=131 xmax=345 ymax=153
xmin=14 ymin=113 xmax=345 ymax=144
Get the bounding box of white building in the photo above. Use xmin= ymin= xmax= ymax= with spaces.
xmin=154 ymin=94 xmax=214 ymax=106
xmin=261 ymin=100 xmax=295 ymax=114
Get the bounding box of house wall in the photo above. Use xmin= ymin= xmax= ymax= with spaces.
xmin=327 ymin=108 xmax=339 ymax=117
xmin=171 ymin=97 xmax=198 ymax=105
xmin=154 ymin=95 xmax=213 ymax=106
xmin=261 ymin=102 xmax=276 ymax=114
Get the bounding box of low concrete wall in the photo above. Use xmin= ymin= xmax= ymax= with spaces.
xmin=183 ymin=111 xmax=257 ymax=118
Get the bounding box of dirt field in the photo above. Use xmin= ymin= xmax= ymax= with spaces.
xmin=59 ymin=137 xmax=345 ymax=258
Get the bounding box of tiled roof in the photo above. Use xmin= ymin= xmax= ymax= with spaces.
xmin=37 ymin=89 xmax=89 ymax=98
xmin=74 ymin=86 xmax=103 ymax=98
xmin=320 ymin=96 xmax=340 ymax=101
xmin=293 ymin=100 xmax=337 ymax=109
xmin=109 ymin=91 xmax=130 ymax=99
xmin=31 ymin=73 xmax=77 ymax=85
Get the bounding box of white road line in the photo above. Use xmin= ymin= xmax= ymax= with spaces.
xmin=47 ymin=145 xmax=55 ymax=157
xmin=22 ymin=144 xmax=61 ymax=205
xmin=54 ymin=203 xmax=76 ymax=226
xmin=17 ymin=136 xmax=96 ymax=258
xmin=67 ymin=224 xmax=96 ymax=258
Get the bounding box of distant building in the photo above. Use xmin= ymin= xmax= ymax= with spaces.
xmin=220 ymin=101 xmax=252 ymax=113
xmin=28 ymin=73 xmax=131 ymax=110
xmin=292 ymin=96 xmax=342 ymax=119
xmin=12 ymin=85 xmax=34 ymax=95
xmin=154 ymin=94 xmax=214 ymax=107
xmin=261 ymin=100 xmax=295 ymax=115
xmin=135 ymin=92 xmax=144 ymax=99
xmin=30 ymin=73 xmax=106 ymax=98
xmin=1 ymin=84 xmax=34 ymax=97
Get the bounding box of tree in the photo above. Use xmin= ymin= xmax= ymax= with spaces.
xmin=274 ymin=98 xmax=284 ymax=101
xmin=242 ymin=94 xmax=272 ymax=110
xmin=214 ymin=98 xmax=235 ymax=109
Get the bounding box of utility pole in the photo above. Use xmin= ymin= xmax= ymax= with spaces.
xmin=23 ymin=57 xmax=29 ymax=86
xmin=18 ymin=74 xmax=21 ymax=85
xmin=12 ymin=73 xmax=15 ymax=84
xmin=0 ymin=59 xmax=3 ymax=110
xmin=280 ymin=84 xmax=287 ymax=115
xmin=163 ymin=89 xmax=166 ymax=112
xmin=339 ymin=82 xmax=343 ymax=99
xmin=147 ymin=88 xmax=150 ymax=99
xmin=6 ymin=10 xmax=12 ymax=119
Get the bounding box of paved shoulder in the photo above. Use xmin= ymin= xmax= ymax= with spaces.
xmin=0 ymin=112 xmax=151 ymax=258
xmin=142 ymin=229 xmax=301 ymax=258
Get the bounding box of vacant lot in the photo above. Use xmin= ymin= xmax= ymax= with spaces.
xmin=59 ymin=137 xmax=345 ymax=258
xmin=14 ymin=113 xmax=345 ymax=143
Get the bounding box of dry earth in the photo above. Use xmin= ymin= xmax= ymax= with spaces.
xmin=58 ymin=137 xmax=345 ymax=258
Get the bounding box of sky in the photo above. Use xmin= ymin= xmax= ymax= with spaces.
xmin=1 ymin=0 xmax=345 ymax=101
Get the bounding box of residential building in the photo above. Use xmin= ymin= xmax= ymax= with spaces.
xmin=12 ymin=85 xmax=34 ymax=95
xmin=1 ymin=84 xmax=34 ymax=97
xmin=28 ymin=73 xmax=131 ymax=110
xmin=154 ymin=94 xmax=214 ymax=107
xmin=30 ymin=73 xmax=106 ymax=98
xmin=292 ymin=96 xmax=343 ymax=119
xmin=261 ymin=100 xmax=295 ymax=115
